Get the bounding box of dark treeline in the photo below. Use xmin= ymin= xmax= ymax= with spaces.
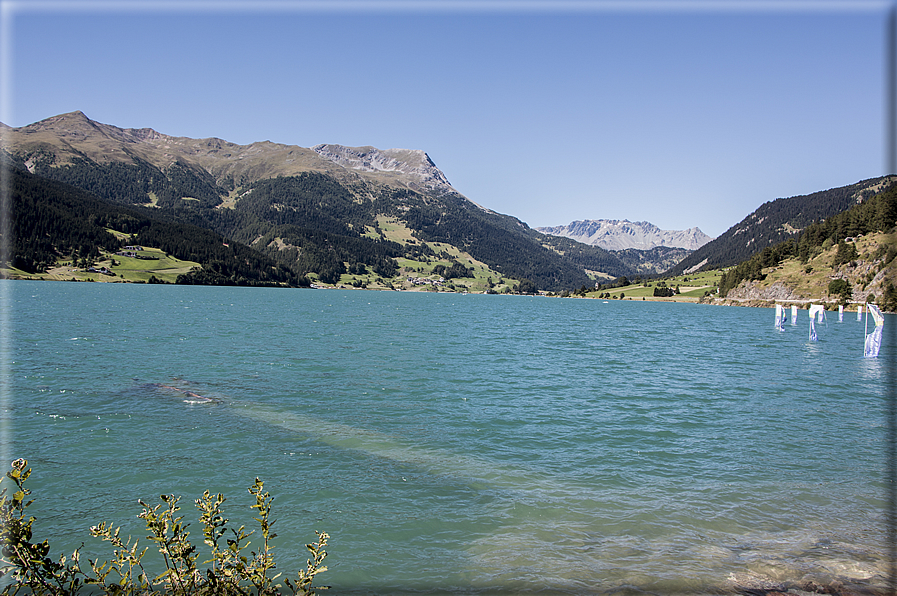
xmin=652 ymin=281 xmax=679 ymax=297
xmin=234 ymin=174 xmax=371 ymax=236
xmin=159 ymin=161 xmax=223 ymax=208
xmin=181 ymin=174 xmax=406 ymax=284
xmin=432 ymin=261 xmax=475 ymax=280
xmin=6 ymin=166 xmax=122 ymax=273
xmin=535 ymin=234 xmax=632 ymax=278
xmin=614 ymin=246 xmax=692 ymax=275
xmin=5 ymin=167 xmax=301 ymax=287
xmin=132 ymin=220 xmax=304 ymax=287
xmin=718 ymin=185 xmax=897 ymax=309
xmin=399 ymin=193 xmax=601 ymax=290
xmin=252 ymin=225 xmax=404 ymax=284
xmin=31 ymin=156 xmax=222 ymax=209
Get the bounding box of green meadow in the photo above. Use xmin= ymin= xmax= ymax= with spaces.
xmin=591 ymin=270 xmax=722 ymax=301
xmin=8 ymin=245 xmax=199 ymax=284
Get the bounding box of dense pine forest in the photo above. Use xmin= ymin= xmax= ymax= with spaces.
xmin=4 ymin=168 xmax=303 ymax=287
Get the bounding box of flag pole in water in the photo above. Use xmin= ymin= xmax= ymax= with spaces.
xmin=864 ymin=303 xmax=884 ymax=358
xmin=808 ymin=304 xmax=825 ymax=341
xmin=866 ymin=302 xmax=870 ymax=338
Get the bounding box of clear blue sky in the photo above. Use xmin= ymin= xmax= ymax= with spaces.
xmin=1 ymin=1 xmax=891 ymax=237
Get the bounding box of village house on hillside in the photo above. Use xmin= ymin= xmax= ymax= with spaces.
xmin=407 ymin=276 xmax=445 ymax=287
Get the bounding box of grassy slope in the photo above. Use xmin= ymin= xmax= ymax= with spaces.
xmin=719 ymin=231 xmax=897 ymax=308
xmin=340 ymin=216 xmax=516 ymax=292
xmin=572 ymin=270 xmax=724 ymax=302
xmin=580 ymin=232 xmax=897 ymax=307
xmin=6 ymin=239 xmax=200 ymax=284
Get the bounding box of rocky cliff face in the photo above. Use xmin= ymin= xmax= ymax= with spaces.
xmin=311 ymin=144 xmax=455 ymax=195
xmin=536 ymin=219 xmax=713 ymax=251
xmin=724 ymin=281 xmax=805 ymax=302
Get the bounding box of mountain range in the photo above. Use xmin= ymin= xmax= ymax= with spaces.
xmin=536 ymin=220 xmax=713 ymax=251
xmin=5 ymin=111 xmax=451 ymax=198
xmin=2 ymin=111 xmax=649 ymax=290
xmin=4 ymin=111 xmax=895 ymax=293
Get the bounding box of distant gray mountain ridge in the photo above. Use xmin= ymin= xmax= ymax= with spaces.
xmin=536 ymin=219 xmax=713 ymax=251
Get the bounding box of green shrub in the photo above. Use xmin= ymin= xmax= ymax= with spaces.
xmin=827 ymin=278 xmax=852 ymax=302
xmin=832 ymin=241 xmax=859 ymax=266
xmin=881 ymin=283 xmax=897 ymax=312
xmin=0 ymin=459 xmax=329 ymax=595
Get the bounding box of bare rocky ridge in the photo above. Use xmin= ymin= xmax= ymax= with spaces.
xmin=311 ymin=144 xmax=455 ymax=195
xmin=537 ymin=219 xmax=713 ymax=251
xmin=5 ymin=111 xmax=459 ymax=198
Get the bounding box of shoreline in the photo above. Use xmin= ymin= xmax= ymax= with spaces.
xmin=706 ymin=297 xmax=872 ymax=311
xmin=2 ymin=276 xmax=889 ymax=313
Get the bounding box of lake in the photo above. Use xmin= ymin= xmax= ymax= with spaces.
xmin=2 ymin=280 xmax=892 ymax=594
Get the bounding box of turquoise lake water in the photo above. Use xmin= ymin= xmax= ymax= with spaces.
xmin=2 ymin=280 xmax=892 ymax=594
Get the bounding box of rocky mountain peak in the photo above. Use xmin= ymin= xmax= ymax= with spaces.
xmin=312 ymin=144 xmax=455 ymax=194
xmin=536 ymin=219 xmax=713 ymax=251
xmin=25 ymin=110 xmax=101 ymax=138
xmin=16 ymin=111 xmax=173 ymax=159
xmin=7 ymin=112 xmax=464 ymax=198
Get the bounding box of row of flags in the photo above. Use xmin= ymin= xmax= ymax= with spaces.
xmin=773 ymin=302 xmax=884 ymax=358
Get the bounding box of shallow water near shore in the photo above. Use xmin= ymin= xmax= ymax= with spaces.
xmin=3 ymin=280 xmax=893 ymax=594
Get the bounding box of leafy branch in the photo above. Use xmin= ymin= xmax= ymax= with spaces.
xmin=0 ymin=459 xmax=329 ymax=595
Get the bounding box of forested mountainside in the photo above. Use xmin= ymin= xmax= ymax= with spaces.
xmin=716 ymin=182 xmax=897 ymax=311
xmin=668 ymin=176 xmax=897 ymax=275
xmin=3 ymin=111 xmax=643 ymax=291
xmin=5 ymin=167 xmax=301 ymax=287
xmin=613 ymin=246 xmax=693 ymax=275
xmin=10 ymin=111 xmax=892 ymax=293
